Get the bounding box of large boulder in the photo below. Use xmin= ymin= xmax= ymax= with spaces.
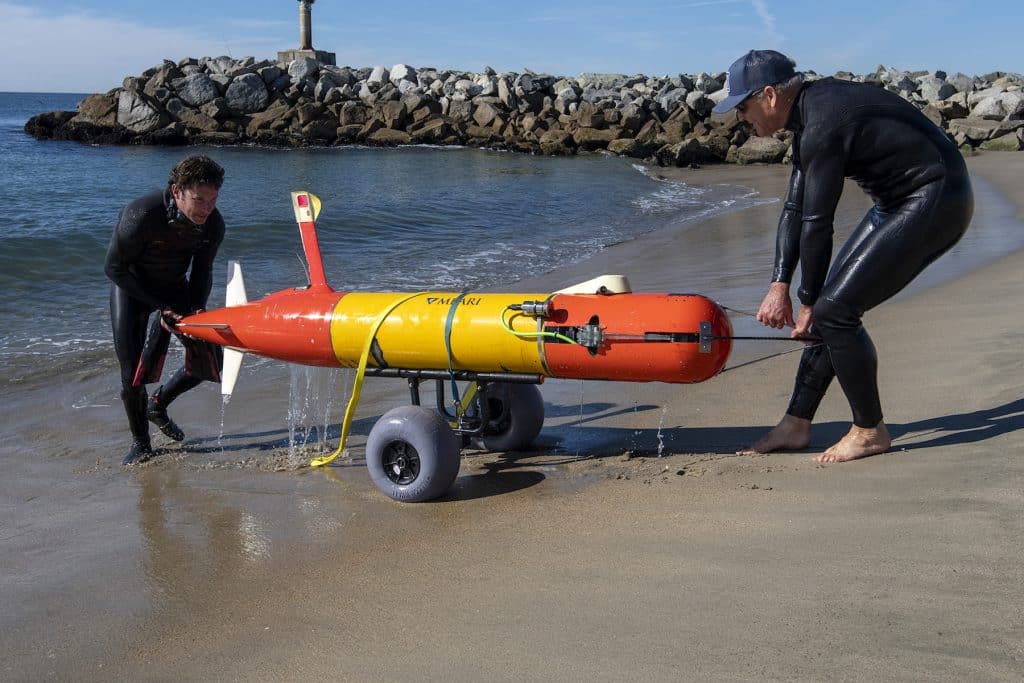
xmin=245 ymin=98 xmax=292 ymax=136
xmin=472 ymin=101 xmax=501 ymax=127
xmin=991 ymin=74 xmax=1024 ymax=89
xmin=947 ymin=72 xmax=980 ymax=93
xmin=143 ymin=62 xmax=184 ymax=100
xmin=657 ymin=87 xmax=688 ymax=114
xmin=446 ymin=97 xmax=473 ymax=122
xmin=301 ymin=118 xmax=338 ymax=142
xmin=225 ymin=73 xmax=270 ymax=115
xmin=294 ymin=102 xmax=325 ymax=126
xmin=916 ymin=75 xmax=956 ymax=102
xmin=201 ymin=97 xmax=231 ymax=120
xmin=659 ymin=107 xmax=696 ymax=145
xmin=573 ymin=126 xmax=619 ymax=151
xmin=367 ymin=128 xmax=411 ymax=145
xmin=176 ymin=107 xmax=221 ymax=134
xmin=618 ymin=102 xmax=648 ymax=134
xmin=935 ymin=94 xmax=970 ymax=121
xmin=539 ymin=129 xmax=576 ymax=155
xmin=367 ymin=66 xmax=389 ymax=86
xmin=454 ymin=79 xmax=483 ymax=98
xmin=577 ymin=73 xmax=629 ymax=90
xmin=948 ymin=118 xmax=1003 ymax=143
xmin=575 ymin=100 xmax=605 ymax=128
xmin=878 ymin=67 xmax=916 ymax=94
xmin=288 ymin=57 xmax=320 ymax=83
xmin=693 ymin=73 xmax=723 ymax=94
xmin=967 ymin=86 xmax=1004 ymax=107
xmin=656 ymin=138 xmax=704 ymax=166
xmin=225 ymin=58 xmax=259 ymax=79
xmin=259 ymin=65 xmax=284 ymax=85
xmin=174 ymin=73 xmax=219 ymax=107
xmin=730 ymin=135 xmax=789 ymax=164
xmin=607 ymin=137 xmax=659 ymax=158
xmin=378 ymin=100 xmax=409 ymax=129
xmin=393 ymin=79 xmax=416 ymax=95
xmin=76 ymin=92 xmax=118 ymax=126
xmin=23 ymin=110 xmax=76 ymax=139
xmin=970 ymin=91 xmax=1024 ymax=120
xmin=979 ymin=132 xmax=1022 ymax=151
xmin=497 ymin=77 xmax=517 ymax=109
xmin=685 ymin=91 xmax=714 ymax=118
xmin=314 ymin=73 xmax=343 ymax=103
xmin=339 ymin=101 xmax=371 ymax=127
xmin=324 ymin=66 xmax=359 ymax=88
xmin=698 ymin=133 xmax=731 ymax=161
xmin=117 ymin=90 xmax=166 ymax=133
xmin=390 ymin=63 xmax=417 ymax=85
xmin=475 ymin=74 xmax=498 ymax=97
xmin=409 ymin=118 xmax=456 ymax=144
xmin=203 ymin=56 xmax=237 ymax=76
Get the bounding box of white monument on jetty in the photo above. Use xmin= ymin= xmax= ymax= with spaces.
xmin=277 ymin=0 xmax=336 ymax=65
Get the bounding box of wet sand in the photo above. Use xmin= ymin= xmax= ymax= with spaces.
xmin=3 ymin=154 xmax=1023 ymax=680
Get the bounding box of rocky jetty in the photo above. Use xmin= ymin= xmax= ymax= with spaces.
xmin=25 ymin=55 xmax=1024 ymax=166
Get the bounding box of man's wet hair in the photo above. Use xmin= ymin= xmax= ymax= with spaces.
xmin=167 ymin=155 xmax=225 ymax=193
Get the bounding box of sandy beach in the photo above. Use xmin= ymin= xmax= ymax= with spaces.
xmin=2 ymin=153 xmax=1022 ymax=681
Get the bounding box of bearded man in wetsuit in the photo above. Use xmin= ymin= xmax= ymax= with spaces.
xmin=712 ymin=50 xmax=974 ymax=462
xmin=105 ymin=155 xmax=226 ymax=465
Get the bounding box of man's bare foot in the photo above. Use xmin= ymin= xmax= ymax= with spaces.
xmin=737 ymin=415 xmax=811 ymax=455
xmin=815 ymin=422 xmax=891 ymax=463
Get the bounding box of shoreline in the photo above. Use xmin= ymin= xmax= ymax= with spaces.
xmin=3 ymin=152 xmax=1023 ymax=680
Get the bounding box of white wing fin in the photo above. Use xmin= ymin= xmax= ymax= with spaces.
xmin=225 ymin=261 xmax=248 ymax=306
xmin=221 ymin=261 xmax=248 ymax=396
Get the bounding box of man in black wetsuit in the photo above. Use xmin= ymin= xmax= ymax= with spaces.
xmin=105 ymin=155 xmax=226 ymax=464
xmin=713 ymin=50 xmax=973 ymax=462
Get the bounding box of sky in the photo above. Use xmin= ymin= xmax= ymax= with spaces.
xmin=1 ymin=0 xmax=1020 ymax=93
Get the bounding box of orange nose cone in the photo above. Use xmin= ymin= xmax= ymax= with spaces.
xmin=179 ymin=289 xmax=344 ymax=367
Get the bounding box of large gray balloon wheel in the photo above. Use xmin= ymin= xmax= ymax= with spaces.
xmin=477 ymin=383 xmax=545 ymax=452
xmin=365 ymin=405 xmax=461 ymax=502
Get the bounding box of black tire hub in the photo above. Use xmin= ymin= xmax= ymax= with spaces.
xmin=383 ymin=440 xmax=420 ymax=485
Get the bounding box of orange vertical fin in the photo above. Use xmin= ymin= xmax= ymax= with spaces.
xmin=290 ymin=190 xmax=331 ymax=290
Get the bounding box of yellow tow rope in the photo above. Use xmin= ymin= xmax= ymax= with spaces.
xmin=310 ymin=292 xmax=423 ymax=467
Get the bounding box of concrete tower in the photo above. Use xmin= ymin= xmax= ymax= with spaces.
xmin=278 ymin=0 xmax=336 ymax=66
xmin=299 ymin=0 xmax=314 ymax=50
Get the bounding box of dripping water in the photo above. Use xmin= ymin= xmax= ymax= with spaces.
xmin=656 ymin=405 xmax=668 ymax=457
xmin=218 ymin=393 xmax=231 ymax=451
xmin=287 ymin=366 xmax=342 ymax=463
xmin=576 ymin=379 xmax=585 ymax=458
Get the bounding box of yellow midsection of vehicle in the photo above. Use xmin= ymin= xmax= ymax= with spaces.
xmin=329 ymin=291 xmax=550 ymax=373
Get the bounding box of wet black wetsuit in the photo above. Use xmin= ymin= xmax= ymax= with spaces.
xmin=773 ymin=77 xmax=974 ymax=427
xmin=105 ymin=189 xmax=225 ymax=449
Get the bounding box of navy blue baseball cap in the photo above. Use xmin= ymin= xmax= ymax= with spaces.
xmin=713 ymin=49 xmax=797 ymax=114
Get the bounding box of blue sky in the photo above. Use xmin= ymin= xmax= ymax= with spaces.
xmin=2 ymin=0 xmax=1019 ymax=93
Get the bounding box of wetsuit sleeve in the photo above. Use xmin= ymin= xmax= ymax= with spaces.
xmin=187 ymin=215 xmax=225 ymax=311
xmin=795 ymin=130 xmax=847 ymax=306
xmin=104 ymin=205 xmax=166 ymax=310
xmin=771 ymin=164 xmax=804 ymax=284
